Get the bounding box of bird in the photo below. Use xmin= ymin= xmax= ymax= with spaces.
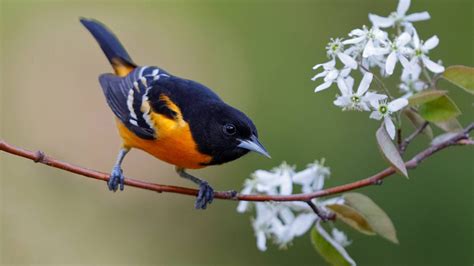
xmin=80 ymin=18 xmax=270 ymax=209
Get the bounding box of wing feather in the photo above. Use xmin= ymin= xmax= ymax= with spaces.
xmin=98 ymin=66 xmax=169 ymax=140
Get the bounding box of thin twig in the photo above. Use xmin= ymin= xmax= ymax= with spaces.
xmin=397 ymin=128 xmax=403 ymax=150
xmin=0 ymin=123 xmax=472 ymax=202
xmin=306 ymin=201 xmax=336 ymax=221
xmin=399 ymin=121 xmax=429 ymax=155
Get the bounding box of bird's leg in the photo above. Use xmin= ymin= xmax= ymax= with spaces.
xmin=176 ymin=167 xmax=214 ymax=209
xmin=108 ymin=148 xmax=130 ymax=192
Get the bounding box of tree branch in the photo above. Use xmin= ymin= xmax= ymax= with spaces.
xmin=1 ymin=123 xmax=472 ymax=203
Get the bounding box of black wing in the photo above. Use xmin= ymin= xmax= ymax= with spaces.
xmin=98 ymin=66 xmax=170 ymax=140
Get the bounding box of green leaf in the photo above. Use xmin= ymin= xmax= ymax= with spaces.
xmin=408 ymin=90 xmax=447 ymax=106
xmin=403 ymin=109 xmax=433 ymax=139
xmin=443 ymin=65 xmax=474 ymax=94
xmin=327 ymin=204 xmax=375 ymax=235
xmin=434 ymin=117 xmax=463 ymax=132
xmin=343 ymin=193 xmax=399 ymax=244
xmin=376 ymin=125 xmax=408 ymax=177
xmin=418 ymin=95 xmax=461 ymax=122
xmin=311 ymin=222 xmax=356 ymax=266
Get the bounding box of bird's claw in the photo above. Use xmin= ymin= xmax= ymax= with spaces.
xmin=108 ymin=166 xmax=125 ymax=192
xmin=195 ymin=182 xmax=214 ymax=209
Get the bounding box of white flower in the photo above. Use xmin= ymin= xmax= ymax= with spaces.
xmin=236 ymin=163 xmax=294 ymax=213
xmin=331 ymin=228 xmax=352 ymax=247
xmin=411 ymin=30 xmax=445 ymax=73
xmin=343 ymin=25 xmax=388 ymax=58
xmin=333 ymin=73 xmax=387 ymax=111
xmin=238 ymin=162 xmax=344 ymax=252
xmin=381 ymin=32 xmax=413 ymax=75
xmin=236 ymin=181 xmax=254 ymax=213
xmin=271 ymin=211 xmax=318 ymax=249
xmin=312 ymin=59 xmax=352 ymax=92
xmin=399 ymin=62 xmax=427 ymax=98
xmin=370 ymin=98 xmax=409 ymax=139
xmin=326 ymin=38 xmax=358 ymax=69
xmin=369 ymin=0 xmax=430 ymax=29
xmin=292 ymin=160 xmax=330 ymax=193
xmin=251 ymin=203 xmax=317 ymax=251
xmin=252 ymin=203 xmax=275 ymax=251
xmin=252 ymin=164 xmax=293 ymax=195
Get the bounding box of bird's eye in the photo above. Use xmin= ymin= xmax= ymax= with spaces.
xmin=223 ymin=123 xmax=237 ymax=136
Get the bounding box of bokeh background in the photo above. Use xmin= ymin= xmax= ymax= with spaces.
xmin=1 ymin=0 xmax=472 ymax=265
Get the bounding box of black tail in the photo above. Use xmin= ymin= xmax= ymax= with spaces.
xmin=80 ymin=18 xmax=136 ymax=72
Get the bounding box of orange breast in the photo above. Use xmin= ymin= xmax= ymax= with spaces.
xmin=115 ymin=101 xmax=212 ymax=169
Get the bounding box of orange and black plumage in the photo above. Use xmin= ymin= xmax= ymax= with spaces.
xmin=80 ymin=18 xmax=270 ymax=209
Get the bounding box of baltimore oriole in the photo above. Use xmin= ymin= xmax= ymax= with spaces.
xmin=80 ymin=18 xmax=270 ymax=209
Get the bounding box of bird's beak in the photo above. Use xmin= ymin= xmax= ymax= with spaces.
xmin=238 ymin=135 xmax=271 ymax=158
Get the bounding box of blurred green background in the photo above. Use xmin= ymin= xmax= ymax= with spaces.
xmin=1 ymin=0 xmax=472 ymax=265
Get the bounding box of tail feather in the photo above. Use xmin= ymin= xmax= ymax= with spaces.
xmin=80 ymin=18 xmax=136 ymax=76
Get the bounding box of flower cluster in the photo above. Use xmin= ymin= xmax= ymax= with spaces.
xmin=237 ymin=161 xmax=349 ymax=252
xmin=312 ymin=0 xmax=444 ymax=139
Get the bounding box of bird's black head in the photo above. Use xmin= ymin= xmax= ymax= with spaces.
xmin=188 ymin=101 xmax=270 ymax=166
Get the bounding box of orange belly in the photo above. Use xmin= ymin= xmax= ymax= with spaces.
xmin=112 ymin=65 xmax=210 ymax=169
xmin=116 ymin=117 xmax=212 ymax=169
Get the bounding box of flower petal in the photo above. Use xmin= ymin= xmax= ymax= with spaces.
xmin=279 ymin=178 xmax=293 ymax=195
xmin=397 ymin=0 xmax=411 ymax=16
xmin=292 ymin=168 xmax=314 ymax=185
xmin=337 ymin=78 xmax=350 ymax=95
xmin=255 ymin=202 xmax=274 ymax=222
xmin=237 ymin=201 xmax=249 ymax=213
xmin=315 ymin=81 xmax=333 ymax=92
xmin=334 ymin=95 xmax=351 ymax=107
xmin=362 ymin=39 xmax=375 ymax=58
xmin=405 ymin=11 xmax=430 ymax=22
xmin=364 ymin=92 xmax=387 ymax=102
xmin=348 ymin=28 xmax=365 ymax=37
xmin=369 ymin=14 xmax=394 ymax=28
xmin=412 ymin=29 xmax=421 ymax=48
xmin=325 ymin=69 xmax=339 ymax=81
xmin=384 ymin=116 xmax=396 ymax=140
xmin=396 ymin=32 xmax=411 ymax=47
xmin=356 ymin=72 xmax=373 ymax=95
xmin=311 ymin=71 xmax=327 ymax=81
xmin=339 ymin=68 xmax=352 ymax=77
xmin=370 ymin=110 xmax=383 ymax=120
xmin=315 ymin=222 xmax=356 ymax=266
xmin=256 ymin=231 xmax=267 ymax=251
xmin=279 ymin=207 xmax=295 ymax=224
xmin=388 ymin=98 xmax=408 ymax=112
xmin=401 ymin=58 xmax=421 ymax=81
xmin=398 ymin=54 xmax=412 ymax=70
xmin=291 ymin=213 xmax=317 ymax=237
xmin=337 ymin=52 xmax=358 ymax=69
xmin=344 ymin=76 xmax=355 ymax=92
xmin=423 ymin=35 xmax=439 ymax=51
xmin=373 ymin=28 xmax=388 ymax=40
xmin=254 ymin=170 xmax=278 ymax=185
xmin=332 ymin=228 xmax=352 ymax=247
xmin=359 ymin=102 xmax=371 ymax=111
xmin=343 ymin=35 xmax=365 ymax=45
xmin=385 ymin=51 xmax=398 ymax=75
xmin=422 ymin=56 xmax=445 ymax=73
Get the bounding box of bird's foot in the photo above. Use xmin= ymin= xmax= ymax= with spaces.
xmin=108 ymin=166 xmax=125 ymax=192
xmin=195 ymin=181 xmax=214 ymax=209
